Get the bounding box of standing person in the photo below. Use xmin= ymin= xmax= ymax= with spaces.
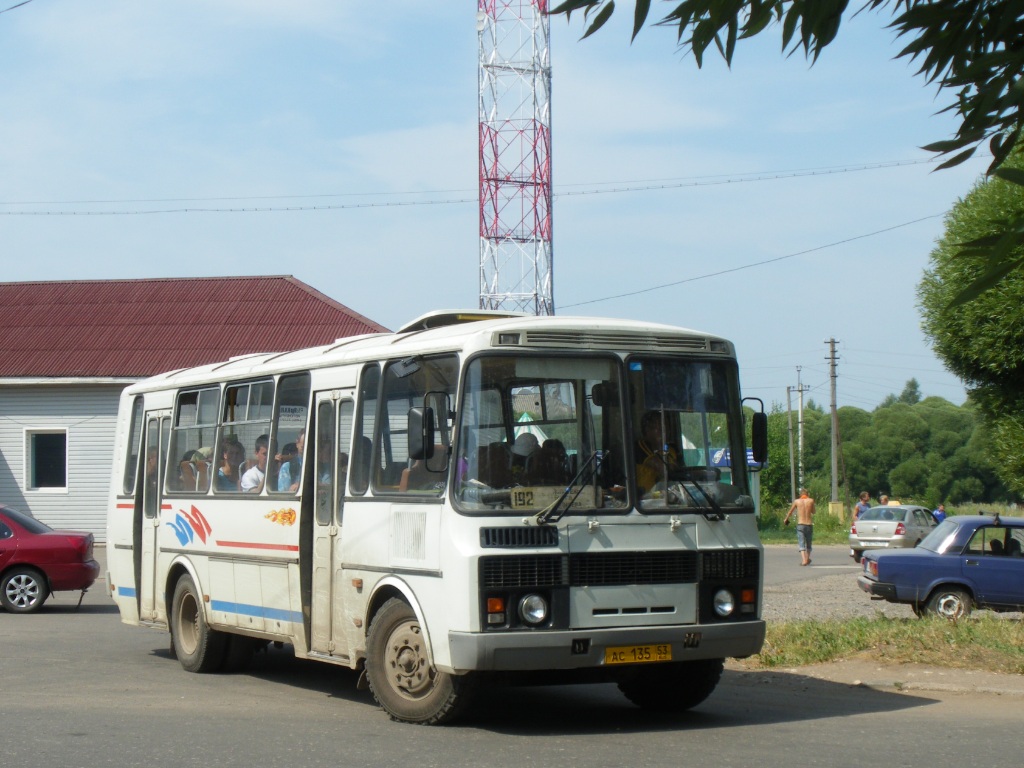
xmin=784 ymin=488 xmax=816 ymax=566
xmin=879 ymin=493 xmax=890 ymax=506
xmin=241 ymin=434 xmax=269 ymax=493
xmin=853 ymin=491 xmax=871 ymax=522
xmin=932 ymin=503 xmax=947 ymax=523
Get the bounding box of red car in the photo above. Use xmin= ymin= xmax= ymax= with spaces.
xmin=0 ymin=505 xmax=100 ymax=613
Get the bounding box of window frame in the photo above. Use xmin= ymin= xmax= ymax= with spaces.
xmin=24 ymin=428 xmax=69 ymax=493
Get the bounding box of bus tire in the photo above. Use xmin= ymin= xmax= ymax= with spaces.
xmin=220 ymin=634 xmax=256 ymax=673
xmin=365 ymin=597 xmax=475 ymax=725
xmin=170 ymin=574 xmax=226 ymax=673
xmin=617 ymin=658 xmax=724 ymax=712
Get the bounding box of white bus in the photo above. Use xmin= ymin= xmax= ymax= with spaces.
xmin=106 ymin=310 xmax=768 ymax=724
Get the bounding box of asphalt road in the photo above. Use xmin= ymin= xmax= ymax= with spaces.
xmin=763 ymin=542 xmax=861 ymax=585
xmin=0 ymin=547 xmax=1015 ymax=768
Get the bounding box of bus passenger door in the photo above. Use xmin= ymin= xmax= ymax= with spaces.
xmin=310 ymin=393 xmax=354 ymax=658
xmin=139 ymin=414 xmax=170 ymax=622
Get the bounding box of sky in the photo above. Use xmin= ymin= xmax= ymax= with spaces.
xmin=1 ymin=1 xmax=988 ymax=411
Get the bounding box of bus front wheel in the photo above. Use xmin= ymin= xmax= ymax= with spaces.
xmin=170 ymin=574 xmax=226 ymax=673
xmin=365 ymin=598 xmax=475 ymax=725
xmin=617 ymin=658 xmax=724 ymax=711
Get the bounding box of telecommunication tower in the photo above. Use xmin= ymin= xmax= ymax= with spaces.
xmin=477 ymin=1 xmax=554 ymax=315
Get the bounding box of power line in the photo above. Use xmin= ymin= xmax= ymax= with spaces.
xmin=0 ymin=0 xmax=36 ymax=14
xmin=0 ymin=158 xmax=954 ymax=214
xmin=559 ymin=215 xmax=942 ymax=309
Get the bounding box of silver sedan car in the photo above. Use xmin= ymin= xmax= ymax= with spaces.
xmin=849 ymin=504 xmax=938 ymax=563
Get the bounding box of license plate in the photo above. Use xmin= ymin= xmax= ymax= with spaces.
xmin=604 ymin=644 xmax=672 ymax=665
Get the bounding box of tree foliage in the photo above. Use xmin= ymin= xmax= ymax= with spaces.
xmin=549 ymin=0 xmax=1024 ymax=302
xmin=918 ymin=153 xmax=1024 ymax=495
xmin=758 ymin=385 xmax=1008 ymax=512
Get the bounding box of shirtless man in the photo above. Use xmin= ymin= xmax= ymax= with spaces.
xmin=784 ymin=488 xmax=816 ymax=566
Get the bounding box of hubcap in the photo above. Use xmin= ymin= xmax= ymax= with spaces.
xmin=384 ymin=620 xmax=434 ymax=700
xmin=935 ymin=593 xmax=964 ymax=619
xmin=176 ymin=592 xmax=200 ymax=654
xmin=5 ymin=574 xmax=41 ymax=609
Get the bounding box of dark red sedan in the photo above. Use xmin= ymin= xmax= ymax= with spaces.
xmin=0 ymin=505 xmax=100 ymax=613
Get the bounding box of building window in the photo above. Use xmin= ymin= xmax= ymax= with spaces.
xmin=27 ymin=430 xmax=67 ymax=491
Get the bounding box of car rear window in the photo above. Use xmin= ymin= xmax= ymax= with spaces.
xmin=860 ymin=507 xmax=906 ymax=522
xmin=1 ymin=506 xmax=53 ymax=534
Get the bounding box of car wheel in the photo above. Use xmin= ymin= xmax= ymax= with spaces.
xmin=170 ymin=574 xmax=227 ymax=672
xmin=0 ymin=567 xmax=49 ymax=613
xmin=851 ymin=551 xmax=863 ymax=564
xmin=364 ymin=598 xmax=476 ymax=724
xmin=926 ymin=587 xmax=972 ymax=620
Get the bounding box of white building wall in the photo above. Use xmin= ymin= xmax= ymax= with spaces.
xmin=0 ymin=384 xmax=128 ymax=540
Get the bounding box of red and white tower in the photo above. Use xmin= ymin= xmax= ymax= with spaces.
xmin=477 ymin=1 xmax=554 ymax=315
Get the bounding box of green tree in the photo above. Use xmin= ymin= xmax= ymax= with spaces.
xmin=551 ymin=0 xmax=1024 ymax=302
xmin=918 ymin=152 xmax=1024 ymax=496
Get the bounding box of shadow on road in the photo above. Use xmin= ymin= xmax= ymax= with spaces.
xmin=152 ymin=643 xmax=936 ymax=733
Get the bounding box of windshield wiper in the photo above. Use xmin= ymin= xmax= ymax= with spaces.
xmin=535 ymin=451 xmax=599 ymax=525
xmin=672 ymin=476 xmax=725 ymax=521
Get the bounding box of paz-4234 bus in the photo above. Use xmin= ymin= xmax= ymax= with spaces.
xmin=106 ymin=310 xmax=767 ymax=724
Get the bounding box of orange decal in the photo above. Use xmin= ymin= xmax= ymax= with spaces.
xmin=264 ymin=508 xmax=297 ymax=526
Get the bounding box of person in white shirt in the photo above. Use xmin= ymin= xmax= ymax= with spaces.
xmin=241 ymin=434 xmax=270 ymax=493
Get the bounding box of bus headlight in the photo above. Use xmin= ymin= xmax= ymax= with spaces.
xmin=713 ymin=589 xmax=735 ymax=617
xmin=518 ymin=594 xmax=549 ymax=626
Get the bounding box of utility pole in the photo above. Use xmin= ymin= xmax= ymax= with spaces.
xmin=796 ymin=367 xmax=808 ymax=489
xmin=786 ymin=386 xmax=796 ymax=502
xmin=826 ymin=338 xmax=840 ymax=503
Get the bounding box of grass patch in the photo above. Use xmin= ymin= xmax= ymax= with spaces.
xmin=750 ymin=614 xmax=1024 ymax=674
xmin=757 ymin=505 xmax=850 ymax=545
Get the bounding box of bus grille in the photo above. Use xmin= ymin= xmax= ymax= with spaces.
xmin=702 ymin=549 xmax=760 ymax=579
xmin=480 ymin=551 xmax=701 ymax=588
xmin=570 ymin=551 xmax=698 ymax=586
xmin=481 ymin=555 xmax=565 ymax=588
xmin=480 ymin=526 xmax=559 ymax=548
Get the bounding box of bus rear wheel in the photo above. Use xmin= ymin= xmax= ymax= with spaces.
xmin=617 ymin=658 xmax=724 ymax=711
xmin=365 ymin=598 xmax=475 ymax=725
xmin=170 ymin=574 xmax=226 ymax=673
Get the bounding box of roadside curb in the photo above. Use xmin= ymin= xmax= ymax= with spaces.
xmin=773 ymin=661 xmax=1024 ymax=698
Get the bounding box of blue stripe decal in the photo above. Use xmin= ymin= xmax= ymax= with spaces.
xmin=117 ymin=586 xmax=138 ymax=598
xmin=210 ymin=600 xmax=302 ymax=624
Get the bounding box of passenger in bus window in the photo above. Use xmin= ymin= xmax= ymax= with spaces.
xmin=635 ymin=411 xmax=681 ymax=496
xmin=145 ymin=447 xmax=159 ymax=497
xmin=240 ymin=434 xmax=269 ymax=493
xmin=277 ymin=431 xmax=304 ymax=493
xmin=317 ymin=433 xmax=333 ymax=483
xmin=216 ymin=439 xmax=245 ymax=492
xmin=509 ymin=433 xmax=539 ymax=484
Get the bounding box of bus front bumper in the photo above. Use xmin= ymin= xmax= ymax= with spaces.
xmin=448 ymin=620 xmax=766 ymax=673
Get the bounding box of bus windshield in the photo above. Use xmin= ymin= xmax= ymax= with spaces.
xmin=455 ymin=354 xmax=628 ymax=514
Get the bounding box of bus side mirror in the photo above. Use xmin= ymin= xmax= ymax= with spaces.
xmin=408 ymin=407 xmax=435 ymax=461
xmin=751 ymin=411 xmax=768 ymax=464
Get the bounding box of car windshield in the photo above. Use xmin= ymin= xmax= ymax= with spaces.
xmin=0 ymin=505 xmax=52 ymax=534
xmin=859 ymin=507 xmax=906 ymax=522
xmin=919 ymin=519 xmax=959 ymax=553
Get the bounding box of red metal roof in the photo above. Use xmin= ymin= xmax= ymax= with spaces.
xmin=0 ymin=276 xmax=389 ymax=378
